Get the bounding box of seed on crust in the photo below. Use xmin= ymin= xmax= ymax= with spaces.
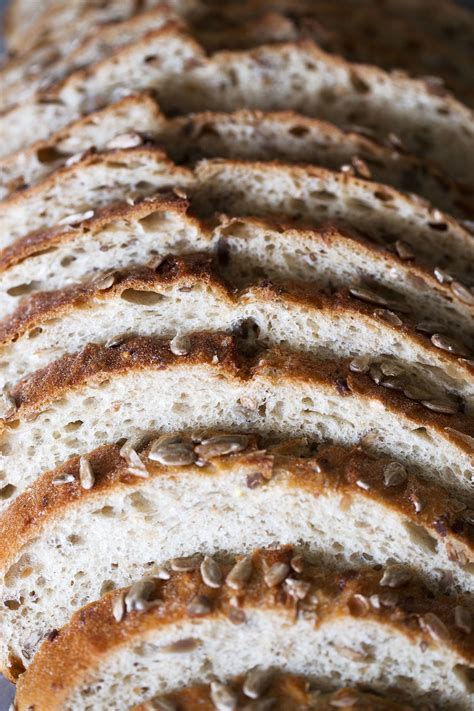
xmin=379 ymin=565 xmax=411 ymax=588
xmin=454 ymin=605 xmax=472 ymax=634
xmin=263 ymin=562 xmax=290 ymax=588
xmin=78 ymin=457 xmax=95 ymax=490
xmin=433 ymin=267 xmax=453 ymax=284
xmin=210 ymin=681 xmax=238 ymax=711
xmin=106 ymin=131 xmax=144 ymax=150
xmin=112 ymin=591 xmax=126 ymax=623
xmin=383 ymin=461 xmax=407 ymax=487
xmin=329 ymin=689 xmax=363 ymax=707
xmin=285 ymin=578 xmax=311 ymax=601
xmin=187 ymin=594 xmax=212 ymax=616
xmin=450 ymin=281 xmax=474 ymax=306
xmin=395 ymin=240 xmax=414 ymax=260
xmin=373 ymin=309 xmax=402 ymax=327
xmin=149 ymin=440 xmax=196 ymax=466
xmin=52 ymin=473 xmax=75 ymax=486
xmin=421 ymin=398 xmax=459 ymax=415
xmin=120 ymin=444 xmax=148 ymax=478
xmin=290 ymin=554 xmax=305 ymax=574
xmin=171 ymin=554 xmax=202 ymax=572
xmin=419 ymin=612 xmax=449 ymax=642
xmin=195 ymin=434 xmax=249 ymax=459
xmin=200 ymin=556 xmax=223 ymax=589
xmin=349 ymin=286 xmax=390 ymax=308
xmin=243 ymin=667 xmax=273 ymax=699
xmin=57 ymin=209 xmax=94 ymax=226
xmin=170 ymin=333 xmax=191 ymax=356
xmin=351 ymin=156 xmax=371 ymax=179
xmin=94 ymin=271 xmax=115 ymax=290
xmin=431 ymin=333 xmax=470 ymax=357
xmin=226 ymin=556 xmax=253 ymax=590
xmin=144 ymin=696 xmax=177 ymax=711
xmin=125 ymin=578 xmax=155 ymax=613
xmin=444 ymin=427 xmax=474 ymax=450
xmin=349 ymin=356 xmax=370 ymax=374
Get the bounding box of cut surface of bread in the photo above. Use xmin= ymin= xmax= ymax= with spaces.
xmin=2 ymin=101 xmax=472 ymax=224
xmin=0 ymin=435 xmax=472 ymax=679
xmin=14 ymin=548 xmax=474 ymax=710
xmin=1 ymin=254 xmax=473 ymax=414
xmin=0 ymin=26 xmax=472 ymax=186
xmin=0 ymin=333 xmax=473 ymax=511
xmin=132 ymin=673 xmax=411 ymax=711
xmin=0 ymin=147 xmax=191 ymax=249
xmin=0 ymin=196 xmax=471 ymax=353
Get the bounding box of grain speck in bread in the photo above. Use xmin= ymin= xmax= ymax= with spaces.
xmin=0 ymin=435 xmax=472 ymax=679
xmin=0 ymin=333 xmax=474 ymax=509
xmin=0 ymin=254 xmax=472 ymax=413
xmin=13 ymin=548 xmax=474 ymax=710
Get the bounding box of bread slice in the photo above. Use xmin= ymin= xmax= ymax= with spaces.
xmin=0 ymin=332 xmax=473 ymax=509
xmin=2 ymin=254 xmax=473 ymax=414
xmin=2 ymin=102 xmax=471 ymax=224
xmin=0 ymin=196 xmax=471 ymax=353
xmin=13 ymin=548 xmax=474 ymax=709
xmin=0 ymin=147 xmax=192 ymax=249
xmin=0 ymin=27 xmax=472 ymax=185
xmin=0 ymin=7 xmax=185 ymax=113
xmin=1 ymin=433 xmax=472 ymax=679
xmin=132 ymin=674 xmax=410 ymax=711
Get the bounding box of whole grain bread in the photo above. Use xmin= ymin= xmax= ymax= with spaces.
xmin=13 ymin=548 xmax=474 ymax=709
xmin=2 ymin=99 xmax=472 ymax=224
xmin=0 ymin=434 xmax=472 ymax=680
xmin=0 ymin=26 xmax=472 ymax=186
xmin=0 ymin=333 xmax=473 ymax=510
xmin=0 ymin=197 xmax=471 ymax=353
xmin=1 ymin=255 xmax=473 ymax=414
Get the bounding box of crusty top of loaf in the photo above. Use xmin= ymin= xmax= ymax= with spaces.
xmin=6 ymin=332 xmax=474 ymax=445
xmin=0 ymin=252 xmax=471 ymax=382
xmin=0 ymin=436 xmax=471 ymax=573
xmin=132 ymin=672 xmax=408 ymax=711
xmin=15 ymin=546 xmax=474 ymax=710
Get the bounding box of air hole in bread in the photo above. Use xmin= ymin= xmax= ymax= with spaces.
xmin=6 ymin=282 xmax=39 ymax=297
xmin=64 ymin=420 xmax=83 ymax=433
xmin=288 ymin=125 xmax=310 ymax=138
xmin=66 ymin=535 xmax=83 ymax=546
xmin=36 ymin=146 xmax=64 ymax=165
xmin=128 ymin=492 xmax=156 ymax=513
xmin=120 ymin=289 xmax=164 ymax=306
xmin=453 ymin=665 xmax=474 ymax=693
xmin=403 ymin=521 xmax=438 ymax=553
xmin=27 ymin=327 xmax=43 ymax=339
xmin=309 ymin=190 xmax=337 ymax=201
xmin=60 ymin=255 xmax=76 ymax=267
xmin=100 ymin=580 xmax=116 ymax=596
xmin=92 ymin=506 xmax=117 ymax=518
xmin=0 ymin=484 xmax=16 ymax=501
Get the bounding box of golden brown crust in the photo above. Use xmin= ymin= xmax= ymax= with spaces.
xmin=15 ymin=547 xmax=474 ymax=710
xmin=0 ymin=436 xmax=471 ymax=575
xmin=133 ymin=673 xmax=407 ymax=711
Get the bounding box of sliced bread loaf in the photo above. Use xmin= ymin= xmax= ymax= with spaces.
xmin=134 ymin=673 xmax=408 ymax=711
xmin=0 ymin=333 xmax=473 ymax=509
xmin=2 ymin=103 xmax=471 ymax=224
xmin=13 ymin=548 xmax=474 ymax=709
xmin=1 ymin=255 xmax=472 ymax=413
xmin=0 ymin=197 xmax=471 ymax=352
xmin=0 ymin=26 xmax=472 ymax=185
xmin=0 ymin=434 xmax=472 ymax=679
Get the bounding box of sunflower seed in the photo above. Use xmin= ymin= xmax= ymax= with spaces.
xmin=285 ymin=578 xmax=311 ymax=600
xmin=433 ymin=267 xmax=453 ymax=284
xmin=379 ymin=361 xmax=404 ymax=378
xmin=0 ymin=389 xmax=16 ymax=420
xmin=349 ymin=593 xmax=370 ymax=616
xmin=170 ymin=333 xmax=191 ymax=356
xmin=421 ymin=398 xmax=459 ymax=414
xmin=356 ymin=479 xmax=370 ymax=491
xmin=264 ymin=562 xmax=290 ymax=587
xmin=149 ymin=441 xmax=196 ymax=466
xmin=349 ymin=356 xmax=370 ymax=373
xmin=226 ymin=556 xmax=253 ymax=590
xmin=454 ymin=605 xmax=472 ymax=634
xmin=171 ymin=554 xmax=202 ymax=572
xmin=112 ymin=591 xmax=126 ymax=622
xmin=210 ymin=681 xmax=238 ymax=711
xmin=195 ymin=434 xmax=249 ymax=459
xmin=431 ymin=333 xmax=470 ymax=357
xmin=125 ymin=578 xmax=155 ymax=612
xmin=383 ymin=461 xmax=407 ymax=487
xmin=122 ymin=446 xmax=148 ymax=478
xmin=351 ymin=156 xmax=371 ymax=179
xmin=410 ymin=492 xmax=425 ymax=513
xmin=58 ymin=209 xmax=94 ymax=226
xmin=52 ymin=472 xmax=75 ymax=486
xmin=79 ymin=457 xmax=95 ymax=490
xmin=290 ymin=554 xmax=305 ymax=573
xmin=160 ymin=638 xmax=201 ymax=653
xmin=187 ymin=594 xmax=212 ymax=616
xmin=200 ymin=556 xmax=223 ymax=588
xmin=349 ymin=286 xmax=389 ymax=307
xmin=403 ymin=384 xmax=432 ymax=401
xmin=369 ymin=364 xmax=383 ymax=385
xmin=395 ymin=240 xmax=414 ymax=260
xmin=106 ymin=131 xmax=144 ymax=150
xmin=379 ymin=565 xmax=411 ymax=588
xmin=329 ymin=690 xmax=361 ymax=707
xmin=415 ymin=321 xmax=445 ymax=335
xmin=243 ymin=667 xmax=273 ymax=699
xmin=420 ymin=612 xmax=449 ymax=641
xmin=450 ymin=281 xmax=474 ymax=306
xmin=373 ymin=308 xmax=402 ymax=327
xmin=464 ymin=510 xmax=474 ymax=525
xmin=379 ymin=590 xmax=399 ymax=607
xmin=145 ymin=696 xmax=177 ymax=711
xmin=93 ymin=271 xmax=116 ymax=290
xmin=444 ymin=427 xmax=474 ymax=450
